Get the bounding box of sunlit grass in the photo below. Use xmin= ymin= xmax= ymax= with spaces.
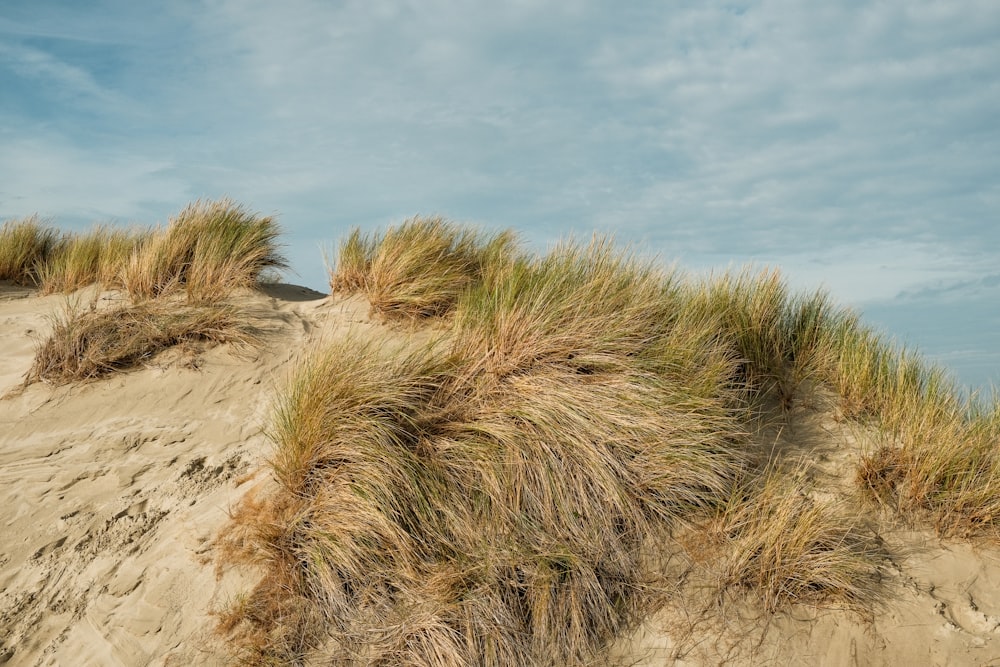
xmin=0 ymin=216 xmax=61 ymax=286
xmin=697 ymin=471 xmax=883 ymax=613
xmin=122 ymin=198 xmax=287 ymax=302
xmin=9 ymin=200 xmax=282 ymax=388
xmin=329 ymin=216 xmax=518 ymax=319
xmin=25 ymin=298 xmax=259 ymax=385
xmin=38 ymin=225 xmax=149 ymax=294
xmin=7 ymin=208 xmax=998 ymax=661
xmin=219 ymin=230 xmax=898 ymax=665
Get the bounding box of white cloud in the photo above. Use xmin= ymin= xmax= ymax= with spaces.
xmin=1 ymin=0 xmax=998 ymax=385
xmin=0 ymin=132 xmax=189 ymax=225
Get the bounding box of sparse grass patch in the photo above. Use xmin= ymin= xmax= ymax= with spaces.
xmin=6 ymin=200 xmax=288 ymax=395
xmin=0 ymin=216 xmax=61 ymax=285
xmin=824 ymin=319 xmax=1000 ymax=534
xmin=327 ymin=227 xmax=375 ymax=294
xmin=329 ymin=216 xmax=518 ymax=319
xmin=25 ymin=299 xmax=259 ymax=385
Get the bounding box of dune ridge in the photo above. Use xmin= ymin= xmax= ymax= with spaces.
xmin=1 ymin=207 xmax=999 ymax=665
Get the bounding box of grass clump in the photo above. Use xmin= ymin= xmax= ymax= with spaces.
xmin=38 ymin=225 xmax=149 ymax=294
xmin=681 ymin=268 xmax=850 ymax=409
xmin=682 ymin=270 xmax=1000 ymax=536
xmin=329 ymin=216 xmax=518 ymax=319
xmin=837 ymin=328 xmax=1000 ymax=534
xmin=0 ymin=216 xmax=61 ymax=285
xmin=10 ymin=200 xmax=287 ymax=389
xmin=698 ymin=473 xmax=883 ymax=613
xmin=219 ymin=232 xmax=890 ymax=665
xmin=25 ymin=300 xmax=258 ymax=385
xmin=121 ymin=198 xmax=287 ymax=302
xmin=219 ymin=328 xmax=737 ymax=665
xmin=453 ymin=237 xmax=677 ymax=376
xmin=2 ymin=199 xmax=284 ymax=302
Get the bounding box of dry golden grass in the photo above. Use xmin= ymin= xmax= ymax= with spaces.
xmin=3 ymin=199 xmax=285 ymax=303
xmin=5 ymin=200 xmax=288 ymax=400
xmin=121 ymin=199 xmax=287 ymax=302
xmin=218 ymin=231 xmax=894 ymax=665
xmin=25 ymin=299 xmax=259 ymax=385
xmin=329 ymin=216 xmax=518 ymax=319
xmin=700 ymin=472 xmax=883 ymax=613
xmin=12 ymin=208 xmax=994 ymax=661
xmin=0 ymin=216 xmax=61 ymax=286
xmin=219 ymin=332 xmax=694 ymax=665
xmin=38 ymin=225 xmax=149 ymax=294
xmin=680 ymin=268 xmax=850 ymax=410
xmin=819 ymin=316 xmax=1000 ymax=535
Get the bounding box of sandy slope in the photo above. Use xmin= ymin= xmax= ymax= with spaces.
xmin=616 ymin=523 xmax=1000 ymax=666
xmin=612 ymin=408 xmax=1000 ymax=666
xmin=0 ymin=284 xmax=372 ymax=666
xmin=2 ymin=283 xmax=1000 ymax=666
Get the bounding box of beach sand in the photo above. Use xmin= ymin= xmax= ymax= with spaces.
xmin=2 ymin=283 xmax=999 ymax=666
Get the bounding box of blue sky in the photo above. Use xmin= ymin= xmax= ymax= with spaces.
xmin=1 ymin=0 xmax=998 ymax=390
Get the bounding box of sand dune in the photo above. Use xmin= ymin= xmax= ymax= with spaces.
xmin=0 ymin=284 xmax=361 ymax=666
xmin=2 ymin=283 xmax=999 ymax=666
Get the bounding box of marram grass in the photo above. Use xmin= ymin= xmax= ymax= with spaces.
xmin=0 ymin=216 xmax=61 ymax=285
xmin=25 ymin=299 xmax=259 ymax=385
xmin=330 ymin=216 xmax=518 ymax=319
xmin=38 ymin=225 xmax=149 ymax=294
xmin=5 ymin=200 xmax=287 ymax=392
xmin=121 ymin=198 xmax=287 ymax=302
xmin=218 ymin=327 xmax=747 ymax=665
xmin=218 ymin=227 xmax=912 ymax=666
xmin=6 ymin=210 xmax=999 ymax=660
xmin=2 ymin=199 xmax=286 ymax=302
xmin=697 ymin=471 xmax=883 ymax=613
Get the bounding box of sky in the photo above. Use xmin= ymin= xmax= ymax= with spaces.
xmin=1 ymin=0 xmax=998 ymax=390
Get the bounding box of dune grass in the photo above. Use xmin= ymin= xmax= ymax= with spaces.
xmin=121 ymin=199 xmax=287 ymax=302
xmin=5 ymin=199 xmax=285 ymax=387
xmin=698 ymin=472 xmax=883 ymax=613
xmin=3 ymin=199 xmax=286 ymax=301
xmin=660 ymin=265 xmax=1000 ymax=535
xmin=217 ymin=332 xmax=744 ymax=665
xmin=329 ymin=216 xmax=518 ymax=319
xmin=25 ymin=299 xmax=259 ymax=385
xmin=679 ymin=268 xmax=851 ymax=411
xmin=9 ymin=209 xmax=998 ymax=659
xmin=37 ymin=225 xmax=149 ymax=294
xmin=831 ymin=322 xmax=1000 ymax=534
xmin=220 ymin=225 xmax=893 ymax=665
xmin=0 ymin=216 xmax=61 ymax=285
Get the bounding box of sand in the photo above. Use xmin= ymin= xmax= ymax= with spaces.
xmin=2 ymin=282 xmax=999 ymax=666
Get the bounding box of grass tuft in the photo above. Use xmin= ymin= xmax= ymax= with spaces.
xmin=121 ymin=199 xmax=287 ymax=302
xmin=219 ymin=231 xmax=889 ymax=665
xmin=25 ymin=299 xmax=259 ymax=385
xmin=681 ymin=268 xmax=850 ymax=409
xmin=702 ymin=473 xmax=884 ymax=613
xmin=329 ymin=216 xmax=518 ymax=319
xmin=38 ymin=225 xmax=149 ymax=294
xmin=827 ymin=319 xmax=1000 ymax=534
xmin=0 ymin=216 xmax=61 ymax=286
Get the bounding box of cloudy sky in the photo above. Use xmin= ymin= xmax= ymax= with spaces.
xmin=1 ymin=0 xmax=998 ymax=389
